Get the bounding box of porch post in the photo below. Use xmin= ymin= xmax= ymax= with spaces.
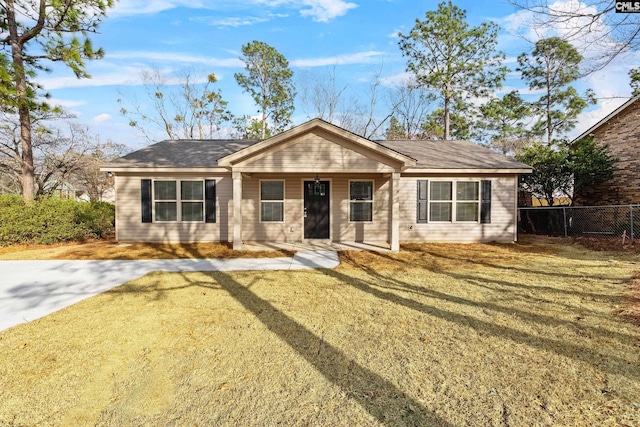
xmin=390 ymin=172 xmax=400 ymax=252
xmin=232 ymin=171 xmax=243 ymax=250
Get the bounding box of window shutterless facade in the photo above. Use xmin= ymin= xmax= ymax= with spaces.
xmin=417 ymin=179 xmax=491 ymax=224
xmin=141 ymin=179 xmax=216 ymax=223
xmin=349 ymin=180 xmax=373 ymax=222
xmin=260 ymin=180 xmax=285 ymax=222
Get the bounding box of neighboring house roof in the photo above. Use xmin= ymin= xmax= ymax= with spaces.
xmin=572 ymin=94 xmax=640 ymax=142
xmin=103 ymin=119 xmax=531 ymax=173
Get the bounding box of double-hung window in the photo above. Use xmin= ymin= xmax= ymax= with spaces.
xmin=154 ymin=181 xmax=178 ymax=222
xmin=417 ymin=180 xmax=491 ymax=224
xmin=429 ymin=181 xmax=453 ymax=222
xmin=261 ymin=180 xmax=284 ymax=222
xmin=148 ymin=180 xmax=205 ymax=222
xmin=350 ymin=181 xmax=373 ymax=222
xmin=455 ymin=181 xmax=479 ymax=222
xmin=180 ymin=181 xmax=204 ymax=222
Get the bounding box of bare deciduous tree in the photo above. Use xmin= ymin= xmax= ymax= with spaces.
xmin=299 ymin=65 xmax=349 ymax=123
xmin=71 ymin=139 xmax=126 ymax=201
xmin=118 ymin=69 xmax=233 ymax=141
xmin=507 ymin=0 xmax=640 ymax=71
xmin=0 ymin=0 xmax=114 ymax=201
xmin=384 ymin=81 xmax=436 ymax=140
xmin=0 ymin=111 xmax=119 ymax=199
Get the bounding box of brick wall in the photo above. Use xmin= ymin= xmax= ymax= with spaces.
xmin=574 ymin=99 xmax=640 ymax=206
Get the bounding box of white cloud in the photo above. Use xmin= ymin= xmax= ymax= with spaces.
xmin=191 ymin=14 xmax=288 ymax=27
xmin=92 ymin=114 xmax=112 ymax=123
xmin=35 ymin=67 xmax=143 ymax=90
xmin=378 ymin=72 xmax=413 ymax=87
xmin=291 ymin=51 xmax=383 ymax=67
xmin=45 ymin=98 xmax=86 ymax=109
xmin=111 ymin=0 xmax=356 ymax=22
xmin=297 ymin=0 xmax=358 ymax=22
xmin=106 ymin=51 xmax=243 ymax=68
xmin=501 ymin=0 xmax=619 ymax=62
xmin=110 ymin=0 xmax=208 ymax=17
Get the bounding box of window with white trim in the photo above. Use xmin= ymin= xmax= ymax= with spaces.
xmin=455 ymin=181 xmax=479 ymax=222
xmin=153 ymin=180 xmax=204 ymax=222
xmin=418 ymin=180 xmax=488 ymax=223
xmin=180 ymin=181 xmax=204 ymax=222
xmin=429 ymin=181 xmax=453 ymax=222
xmin=349 ymin=181 xmax=373 ymax=222
xmin=260 ymin=180 xmax=284 ymax=222
xmin=154 ymin=181 xmax=178 ymax=222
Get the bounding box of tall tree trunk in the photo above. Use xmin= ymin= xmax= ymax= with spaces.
xmin=443 ymin=93 xmax=451 ymax=140
xmin=261 ymin=109 xmax=267 ymax=139
xmin=6 ymin=0 xmax=35 ymax=202
xmin=546 ymin=83 xmax=552 ymax=145
xmin=546 ymin=65 xmax=553 ymax=146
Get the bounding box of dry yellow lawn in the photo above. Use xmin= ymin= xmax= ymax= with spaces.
xmin=1 ymin=237 xmax=639 ymax=426
xmin=0 ymin=240 xmax=292 ymax=260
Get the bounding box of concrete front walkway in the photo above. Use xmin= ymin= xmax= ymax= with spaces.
xmin=0 ymin=250 xmax=339 ymax=332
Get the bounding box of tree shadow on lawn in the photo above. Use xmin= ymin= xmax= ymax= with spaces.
xmin=404 ymin=243 xmax=632 ymax=285
xmin=177 ymin=270 xmax=453 ymax=427
xmin=341 ymin=251 xmax=638 ymax=344
xmin=352 ymin=258 xmax=636 ymax=342
xmin=319 ymin=261 xmax=640 ymax=384
xmin=396 ymin=245 xmax=635 ymax=304
xmin=101 ymin=252 xmax=640 ymax=424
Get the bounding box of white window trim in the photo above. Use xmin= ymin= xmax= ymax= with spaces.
xmin=260 ymin=179 xmax=285 ymax=223
xmin=427 ymin=179 xmax=481 ymax=223
xmin=349 ymin=179 xmax=374 ymax=223
xmin=153 ymin=179 xmax=205 ymax=223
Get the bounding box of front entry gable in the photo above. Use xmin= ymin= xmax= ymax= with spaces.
xmin=218 ymin=119 xmax=416 ymax=173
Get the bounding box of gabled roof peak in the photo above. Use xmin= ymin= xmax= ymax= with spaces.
xmin=573 ymin=94 xmax=640 ymax=142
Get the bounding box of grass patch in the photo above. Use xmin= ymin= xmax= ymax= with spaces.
xmin=1 ymin=238 xmax=639 ymax=425
xmin=0 ymin=240 xmax=293 ymax=260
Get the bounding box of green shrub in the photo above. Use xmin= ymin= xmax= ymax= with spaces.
xmin=76 ymin=201 xmax=115 ymax=238
xmin=0 ymin=195 xmax=115 ymax=246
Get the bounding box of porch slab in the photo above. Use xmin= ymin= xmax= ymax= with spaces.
xmin=242 ymin=241 xmax=392 ymax=252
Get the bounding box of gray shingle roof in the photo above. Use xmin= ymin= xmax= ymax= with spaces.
xmin=377 ymin=140 xmax=530 ymax=170
xmin=107 ymin=139 xmax=261 ymax=168
xmin=105 ymin=137 xmax=530 ymax=171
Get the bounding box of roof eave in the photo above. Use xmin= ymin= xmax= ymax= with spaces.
xmin=100 ymin=166 xmax=231 ymax=174
xmin=572 ymin=94 xmax=640 ymax=143
xmin=405 ymin=167 xmax=532 ymax=174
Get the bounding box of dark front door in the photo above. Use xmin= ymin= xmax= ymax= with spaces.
xmin=304 ymin=180 xmax=330 ymax=239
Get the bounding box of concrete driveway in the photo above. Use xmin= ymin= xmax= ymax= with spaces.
xmin=0 ymin=250 xmax=339 ymax=332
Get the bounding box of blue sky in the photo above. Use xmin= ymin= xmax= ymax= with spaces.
xmin=35 ymin=0 xmax=639 ymax=149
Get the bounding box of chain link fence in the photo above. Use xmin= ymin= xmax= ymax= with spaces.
xmin=518 ymin=205 xmax=640 ymax=242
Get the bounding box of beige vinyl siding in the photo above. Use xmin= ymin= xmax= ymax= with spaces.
xmin=238 ymin=131 xmax=399 ymax=173
xmin=238 ymin=173 xmax=392 ymax=243
xmin=398 ymin=175 xmax=517 ymax=242
xmin=115 ymin=171 xmax=518 ymax=245
xmin=115 ymin=173 xmax=232 ymax=243
xmin=332 ymin=175 xmax=390 ymax=243
xmin=240 ymin=175 xmax=303 ymax=242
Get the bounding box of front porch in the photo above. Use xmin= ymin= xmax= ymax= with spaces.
xmin=228 ymin=172 xmax=403 ymax=252
xmin=214 ymin=120 xmax=416 ymax=253
xmin=242 ymin=240 xmax=393 ymax=252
